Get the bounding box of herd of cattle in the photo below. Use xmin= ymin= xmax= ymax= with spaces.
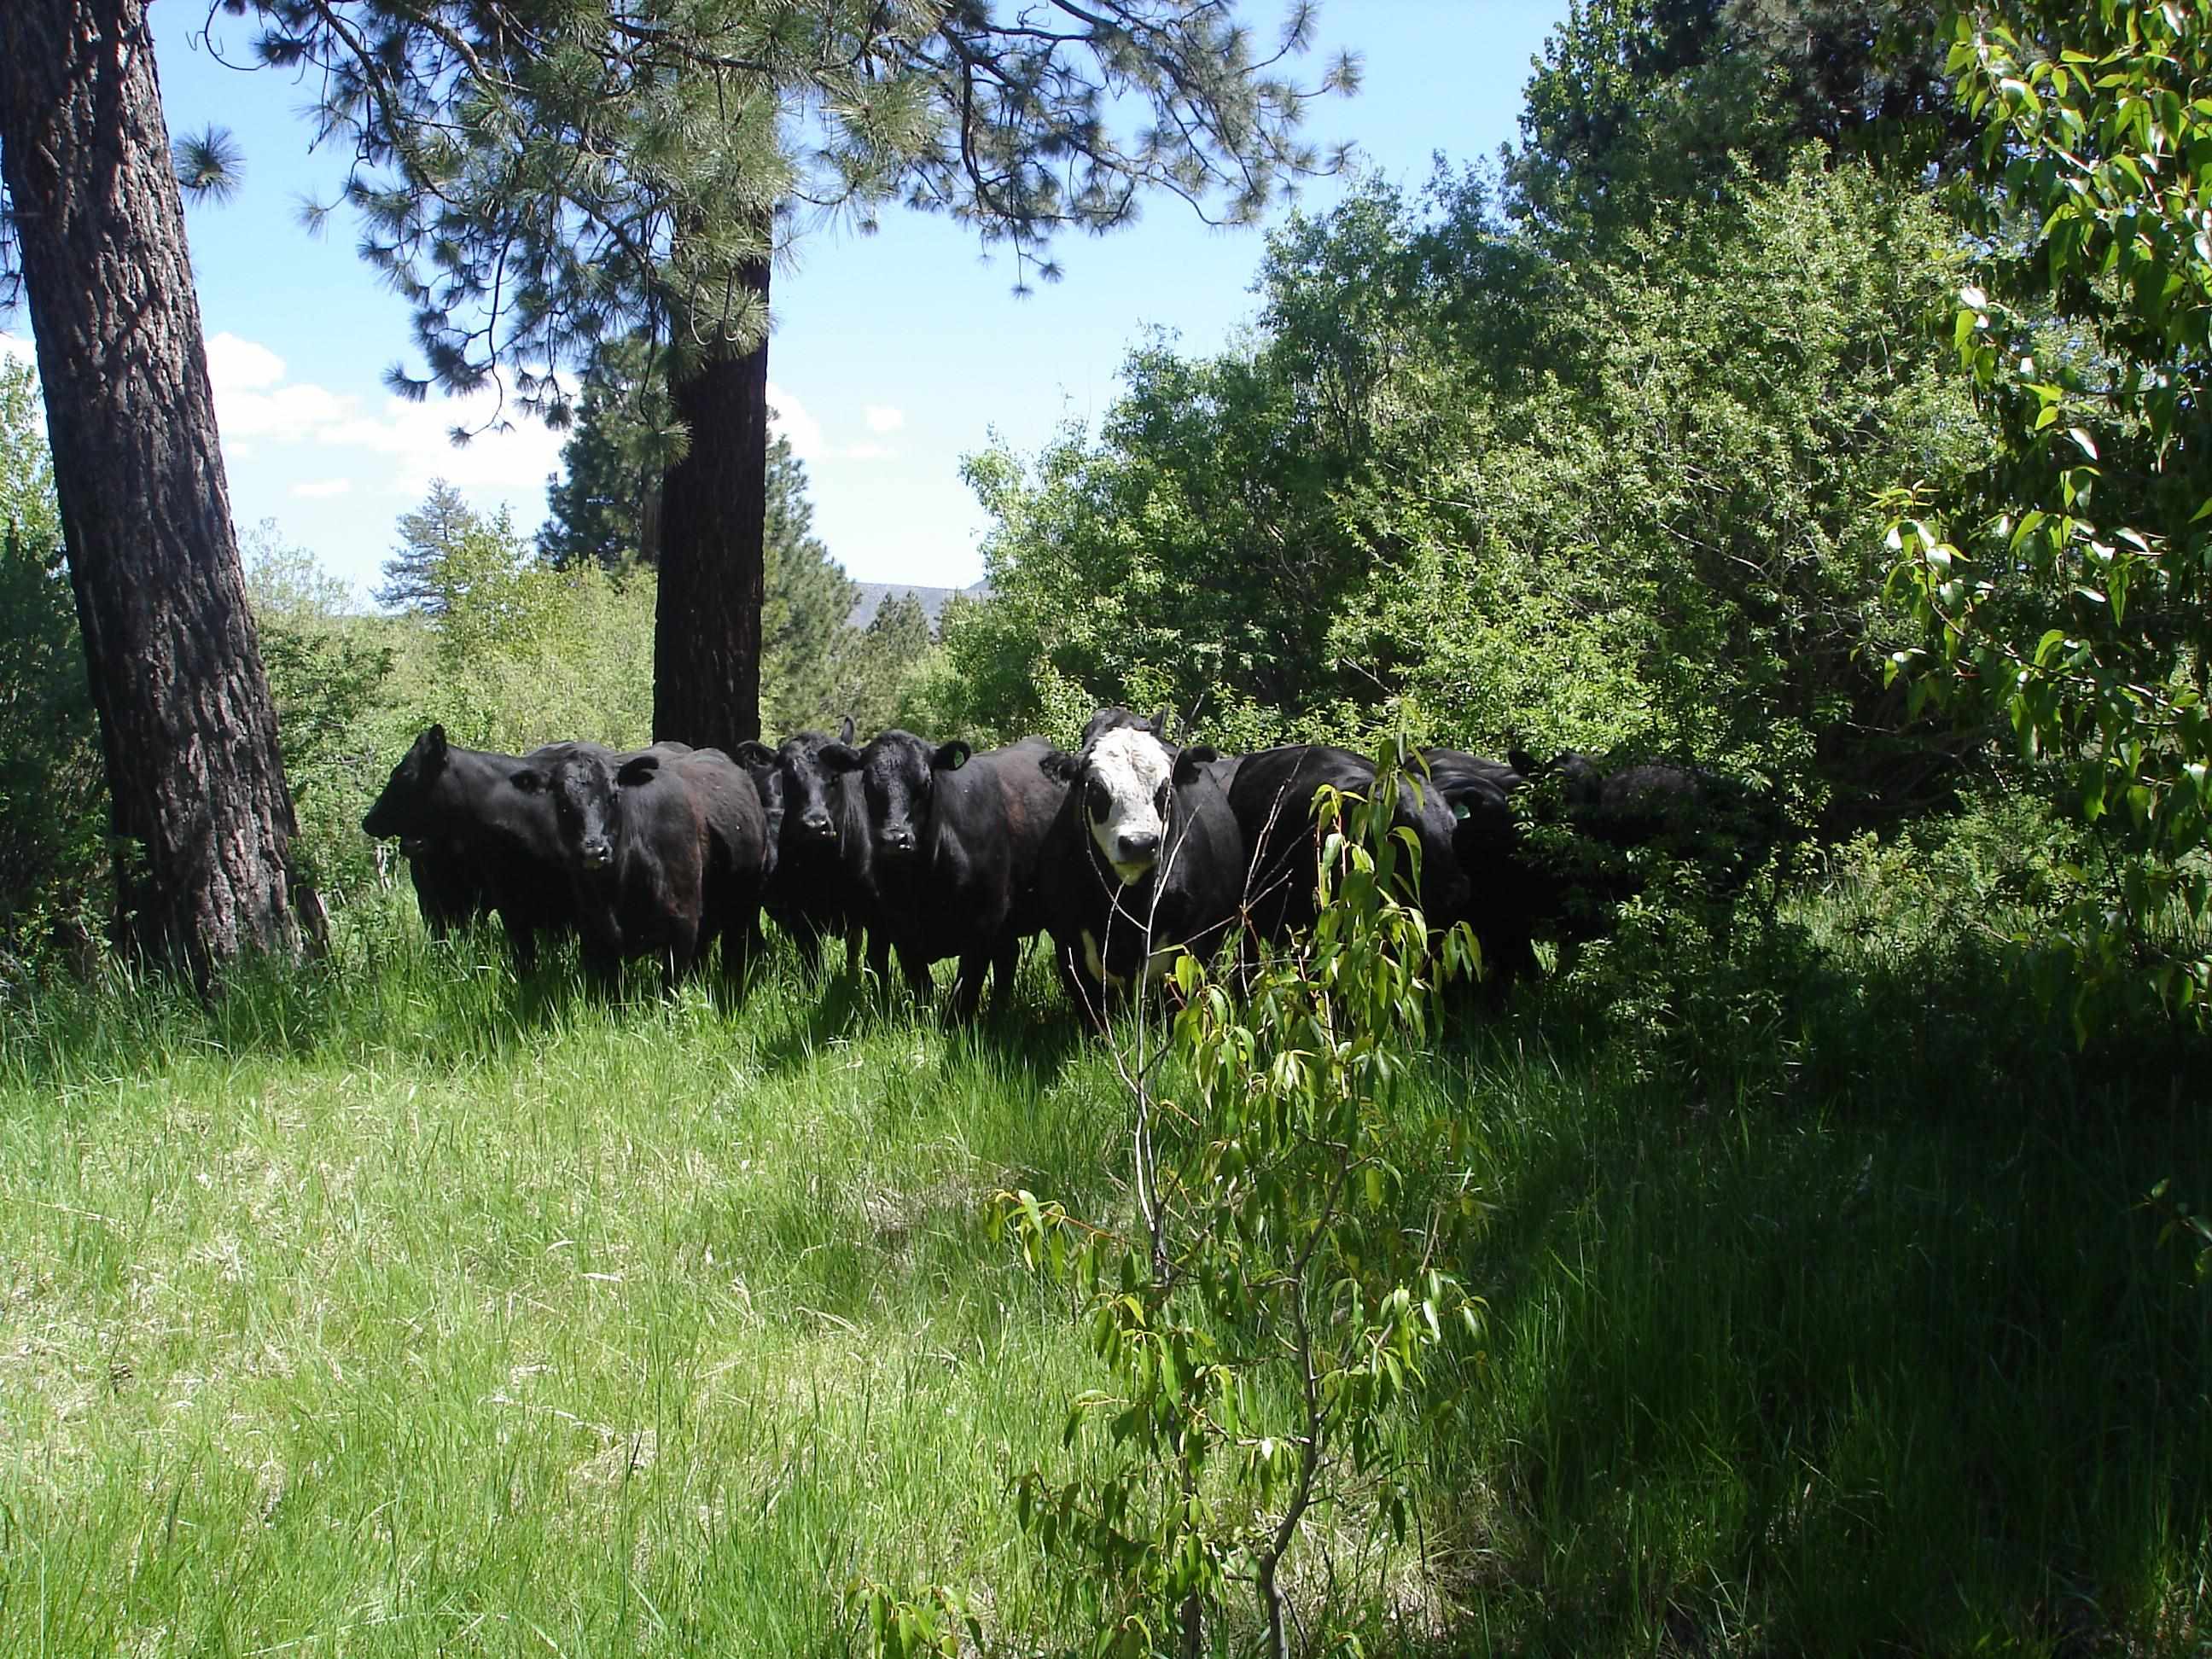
xmin=359 ymin=709 xmax=1784 ymax=1019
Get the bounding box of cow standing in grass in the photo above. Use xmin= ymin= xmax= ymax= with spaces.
xmin=1225 ymin=743 xmax=1470 ymax=950
xmin=361 ymin=725 xmax=574 ymax=969
xmin=1037 ymin=708 xmax=1244 ymax=1019
xmin=736 ymin=719 xmax=876 ymax=974
xmin=838 ymin=730 xmax=1065 ymax=1017
xmin=519 ymin=744 xmax=766 ymax=995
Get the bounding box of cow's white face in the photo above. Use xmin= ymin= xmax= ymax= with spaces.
xmin=1084 ymin=725 xmax=1174 ymax=885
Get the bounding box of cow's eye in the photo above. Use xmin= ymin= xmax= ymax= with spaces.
xmin=1086 ymin=777 xmax=1111 ymax=819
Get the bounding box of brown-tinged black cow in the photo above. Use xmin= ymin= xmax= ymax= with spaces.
xmin=361 ymin=725 xmax=573 ymax=969
xmin=514 ymin=743 xmax=765 ymax=994
xmin=835 ymin=728 xmax=1066 ymax=1017
xmin=1036 ymin=708 xmax=1245 ymax=1019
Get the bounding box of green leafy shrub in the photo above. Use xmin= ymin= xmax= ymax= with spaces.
xmin=0 ymin=358 xmax=105 ymax=969
xmin=1888 ymin=0 xmax=2212 ymax=1027
xmin=975 ymin=739 xmax=1483 ymax=1656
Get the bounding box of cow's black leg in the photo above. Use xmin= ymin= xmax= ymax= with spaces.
xmin=899 ymin=946 xmax=934 ymax=1005
xmin=985 ymin=934 xmax=1022 ymax=1016
xmin=951 ymin=951 xmax=988 ymax=1022
xmin=504 ymin=915 xmax=538 ymax=975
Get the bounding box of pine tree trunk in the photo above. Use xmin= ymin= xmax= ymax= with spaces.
xmin=654 ymin=257 xmax=770 ymax=751
xmin=0 ymin=0 xmax=315 ymax=990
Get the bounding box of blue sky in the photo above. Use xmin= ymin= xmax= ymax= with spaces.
xmin=7 ymin=2 xmax=1570 ymax=601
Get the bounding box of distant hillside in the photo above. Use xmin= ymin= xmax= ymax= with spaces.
xmin=847 ymin=579 xmax=989 ymax=632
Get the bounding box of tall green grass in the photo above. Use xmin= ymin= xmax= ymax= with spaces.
xmin=0 ymin=870 xmax=2205 ymax=1655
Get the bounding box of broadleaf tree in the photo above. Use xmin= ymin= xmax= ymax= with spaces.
xmin=1889 ymin=0 xmax=2212 ymax=1026
xmin=0 ymin=0 xmax=317 ymax=988
xmin=226 ymin=0 xmax=1357 ymax=751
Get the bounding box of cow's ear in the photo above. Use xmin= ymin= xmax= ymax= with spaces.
xmin=1039 ymin=748 xmax=1080 ymax=785
xmin=509 ymin=767 xmax=544 ymax=794
xmin=1171 ymin=744 xmax=1220 ymax=787
xmin=838 ymin=714 xmax=856 ymax=745
xmin=819 ymin=742 xmax=863 ymax=773
xmin=1507 ymin=748 xmax=1541 ymax=779
xmin=733 ymin=741 xmax=775 ymax=768
xmin=934 ymin=740 xmax=970 ymax=771
xmin=1149 ymin=707 xmax=1171 ymax=738
xmin=420 ymin=724 xmax=448 ymax=759
xmin=617 ymin=754 xmax=661 ymax=788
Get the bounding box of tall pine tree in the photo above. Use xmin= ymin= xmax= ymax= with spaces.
xmin=0 ymin=0 xmax=315 ymax=987
xmin=231 ymin=0 xmax=1355 ymax=749
xmin=378 ymin=480 xmax=478 ymax=613
xmin=538 ymin=368 xmax=859 ymax=736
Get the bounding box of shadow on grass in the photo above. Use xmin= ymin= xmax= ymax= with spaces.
xmin=1410 ymin=916 xmax=2212 ymax=1656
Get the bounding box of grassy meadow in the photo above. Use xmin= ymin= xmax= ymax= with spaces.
xmin=2 ymin=855 xmax=2208 ymax=1656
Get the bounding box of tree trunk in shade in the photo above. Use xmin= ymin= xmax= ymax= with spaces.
xmin=0 ymin=0 xmax=317 ymax=990
xmin=654 ymin=256 xmax=770 ymax=752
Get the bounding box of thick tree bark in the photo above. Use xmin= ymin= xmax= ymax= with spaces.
xmin=654 ymin=256 xmax=770 ymax=751
xmin=0 ymin=0 xmax=316 ymax=989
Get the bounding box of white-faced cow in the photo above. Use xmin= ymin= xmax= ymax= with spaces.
xmin=1036 ymin=708 xmax=1244 ymax=1018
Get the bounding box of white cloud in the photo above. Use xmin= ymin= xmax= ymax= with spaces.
xmin=205 ymin=331 xmax=287 ymax=391
xmin=316 ymin=393 xmax=565 ymax=497
xmin=218 ymin=379 xmax=357 ymax=440
xmin=768 ymin=382 xmax=899 ymax=463
xmin=766 ymin=381 xmax=823 ymax=462
xmin=191 ymin=330 xmax=565 ymax=500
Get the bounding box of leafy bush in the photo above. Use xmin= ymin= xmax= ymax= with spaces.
xmin=0 ymin=358 xmax=105 ymax=969
xmin=943 ymin=160 xmax=1990 ymax=831
xmin=974 ymin=739 xmax=1481 ymax=1656
xmin=1889 ymin=0 xmax=2212 ymax=1027
xmin=242 ymin=524 xmax=397 ymax=906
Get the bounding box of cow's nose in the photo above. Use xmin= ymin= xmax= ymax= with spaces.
xmin=1117 ymin=830 xmax=1160 ymax=861
xmin=881 ymin=828 xmax=915 ymax=854
xmin=580 ymin=840 xmax=612 ymax=868
xmin=800 ymin=812 xmax=835 ymax=839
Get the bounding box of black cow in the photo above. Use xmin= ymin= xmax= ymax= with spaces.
xmin=1417 ymin=747 xmax=1546 ymax=987
xmin=1036 ymin=708 xmax=1245 ymax=1018
xmin=516 ymin=743 xmax=766 ymax=994
xmin=361 ymin=725 xmax=573 ymax=969
xmin=1510 ymin=748 xmax=1784 ymax=895
xmin=734 ymin=718 xmax=874 ymax=973
xmin=396 ymin=834 xmax=489 ymax=940
xmin=1225 ymin=744 xmax=1470 ymax=949
xmin=835 ymin=729 xmax=1066 ymax=1017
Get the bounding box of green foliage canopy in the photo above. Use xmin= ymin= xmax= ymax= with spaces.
xmin=945 ymin=158 xmax=1987 ymax=830
xmin=1890 ymin=0 xmax=2212 ymax=1022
